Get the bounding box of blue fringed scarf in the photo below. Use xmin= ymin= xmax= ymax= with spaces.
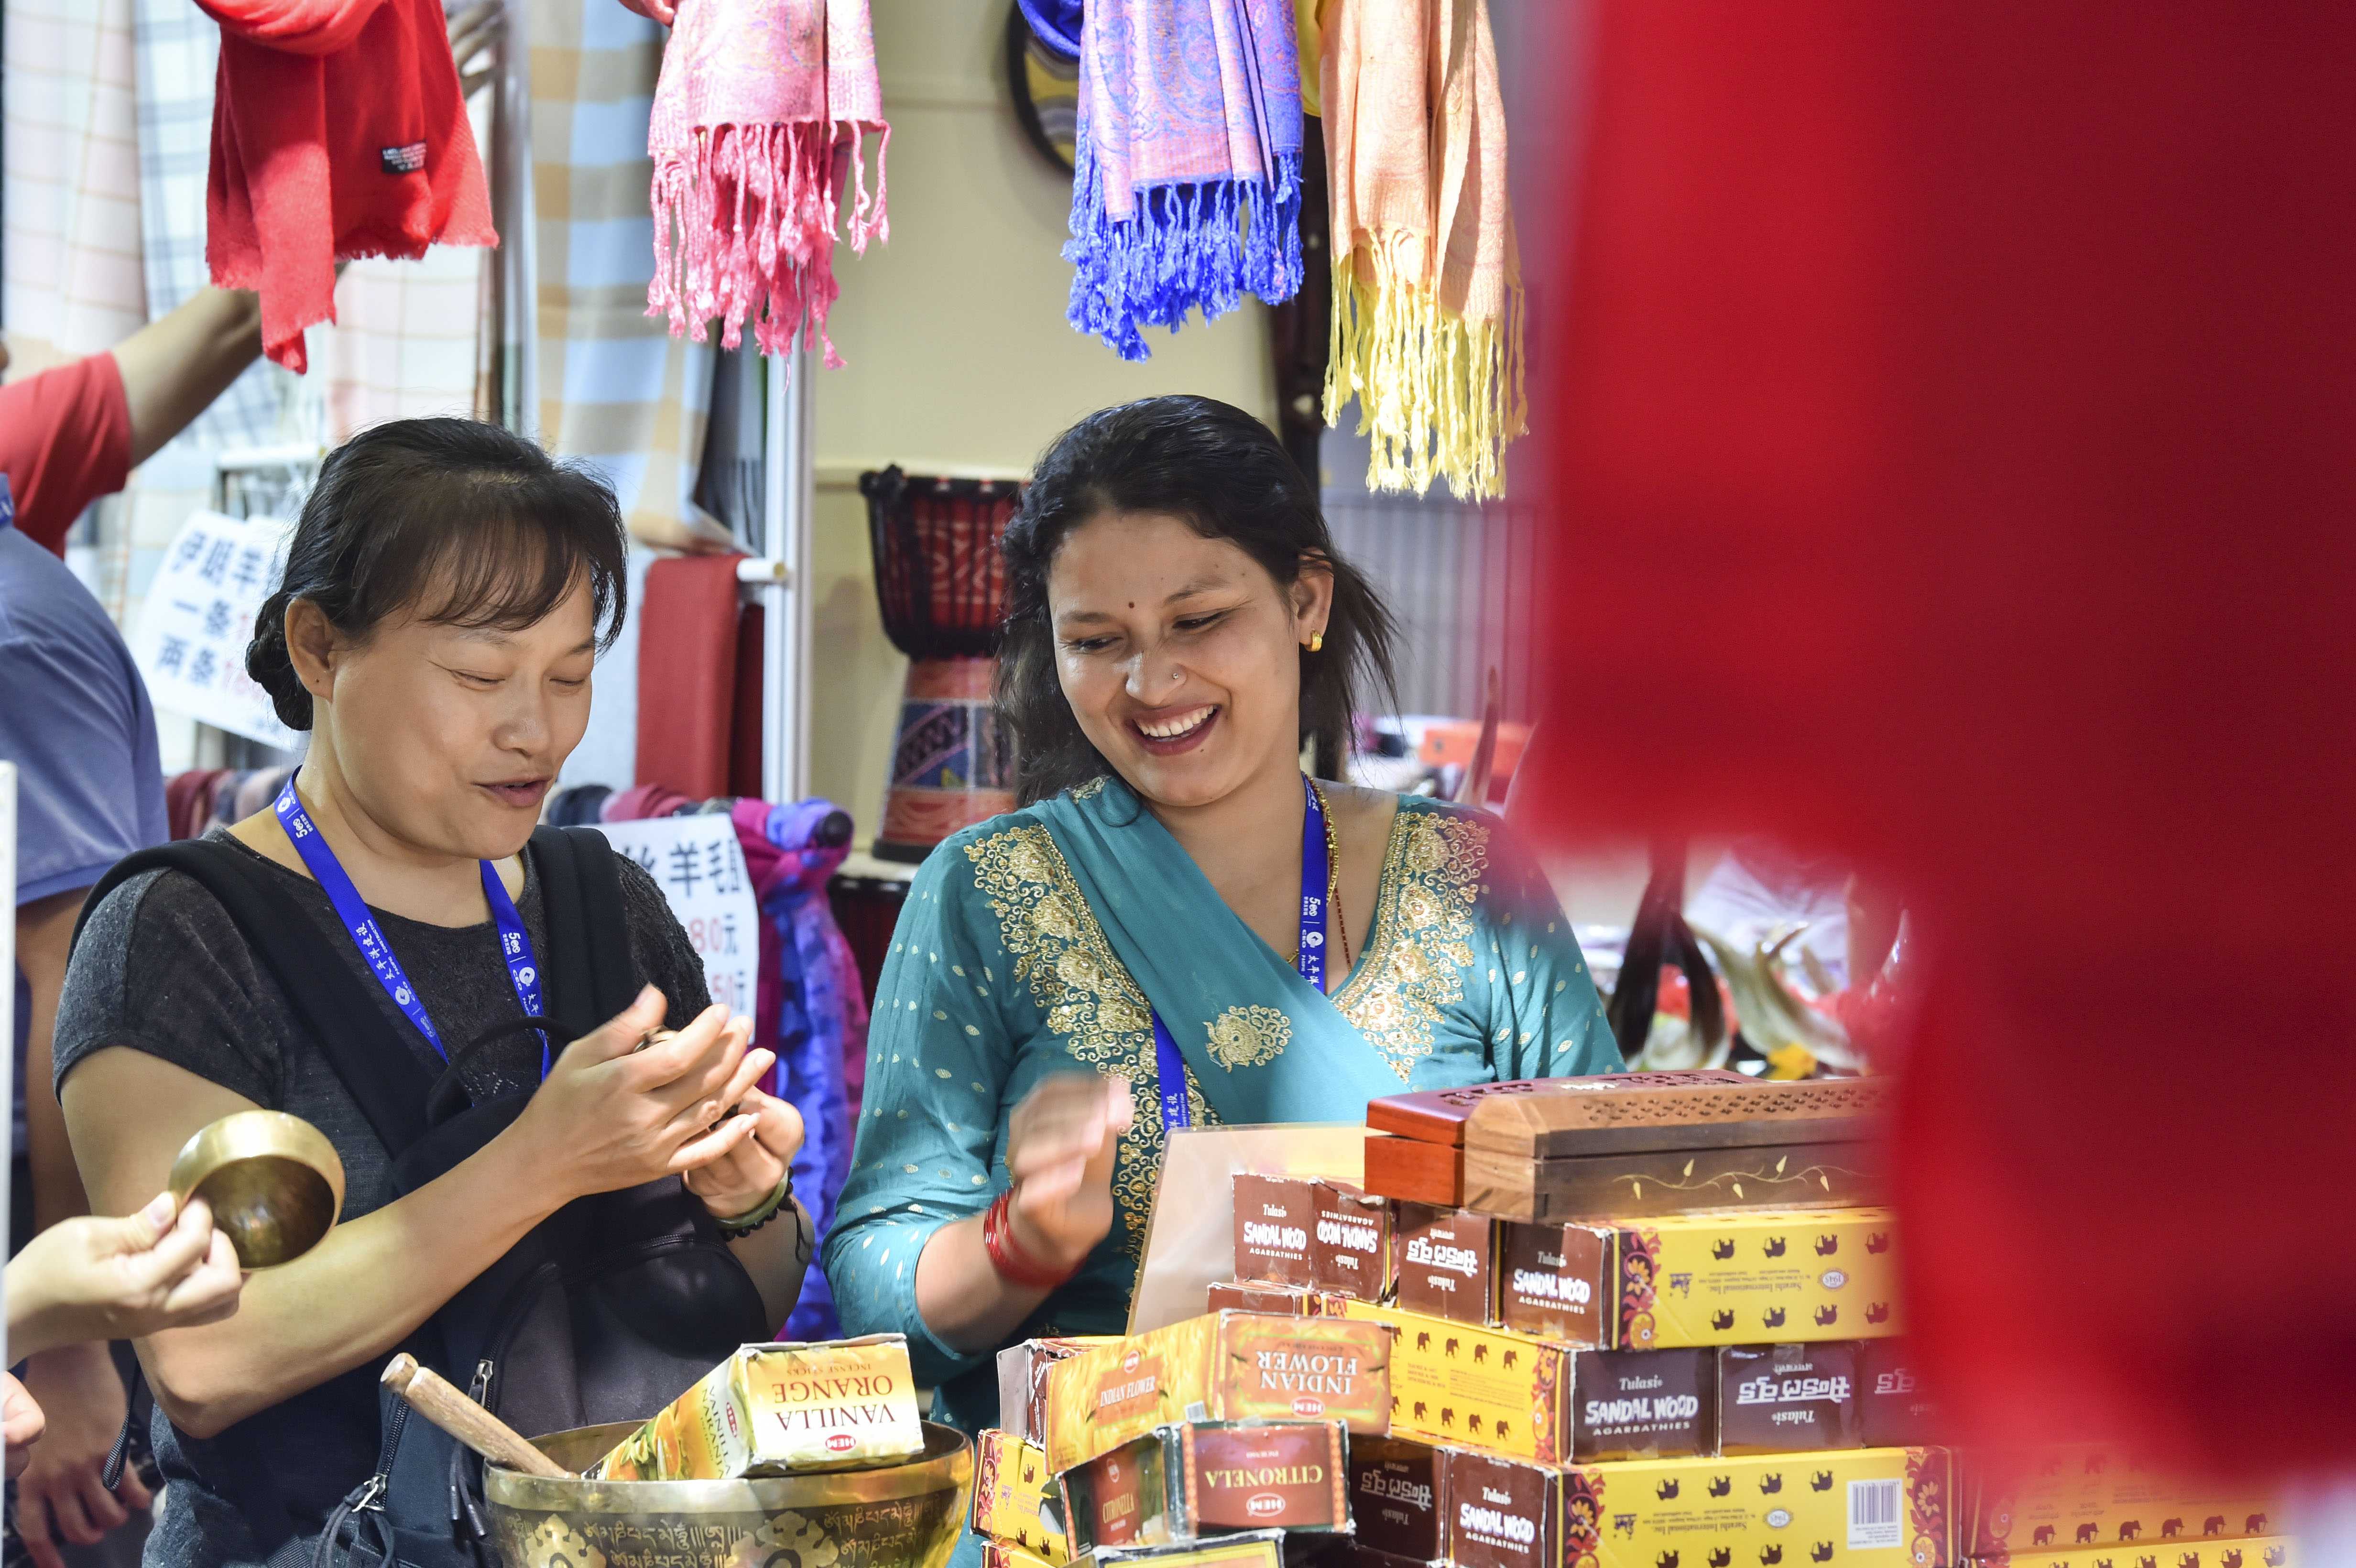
xmin=1064 ymin=0 xmax=1305 ymax=360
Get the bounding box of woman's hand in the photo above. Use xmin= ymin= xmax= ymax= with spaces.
xmin=5 ymin=1193 xmax=242 ymax=1360
xmin=511 ymin=986 xmax=776 ymax=1202
xmin=3 ymin=1372 xmax=44 ymax=1479
xmin=1003 ymin=1073 xmax=1133 ymax=1274
xmin=683 ymin=1086 xmax=805 ymax=1221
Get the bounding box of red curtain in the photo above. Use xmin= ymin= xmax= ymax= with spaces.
xmin=1531 ymin=1 xmax=2356 ymax=1469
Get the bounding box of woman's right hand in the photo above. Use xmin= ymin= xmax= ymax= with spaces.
xmin=514 ymin=986 xmax=777 ymax=1201
xmin=1003 ymin=1073 xmax=1134 ymax=1274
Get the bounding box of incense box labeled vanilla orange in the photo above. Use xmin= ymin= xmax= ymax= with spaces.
xmin=588 ymin=1334 xmax=923 ymax=1480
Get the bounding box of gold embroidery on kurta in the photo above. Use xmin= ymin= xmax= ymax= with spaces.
xmin=1334 ymin=805 xmax=1490 ymax=1078
xmin=1205 ymin=1006 xmax=1291 ymax=1070
xmin=965 ymin=824 xmax=1212 ymax=1260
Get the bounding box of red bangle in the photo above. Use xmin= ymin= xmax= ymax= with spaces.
xmin=984 ymin=1187 xmax=1078 ymax=1289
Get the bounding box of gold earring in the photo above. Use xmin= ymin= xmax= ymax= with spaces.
xmin=1308 ymin=632 xmax=1324 ymax=653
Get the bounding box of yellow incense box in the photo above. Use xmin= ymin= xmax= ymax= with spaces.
xmin=588 ymin=1334 xmax=922 ymax=1480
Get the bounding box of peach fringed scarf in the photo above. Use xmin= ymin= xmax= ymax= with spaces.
xmin=646 ymin=0 xmax=887 ymax=363
xmin=1319 ymin=0 xmax=1524 ymax=501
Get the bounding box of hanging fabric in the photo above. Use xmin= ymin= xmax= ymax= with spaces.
xmin=1065 ymin=0 xmax=1306 ymax=361
xmin=1320 ymin=0 xmax=1525 ymax=501
xmin=200 ymin=0 xmax=497 ymax=373
xmin=646 ymin=0 xmax=889 ymax=363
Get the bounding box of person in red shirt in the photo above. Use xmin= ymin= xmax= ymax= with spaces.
xmin=0 ymin=285 xmax=266 ymax=556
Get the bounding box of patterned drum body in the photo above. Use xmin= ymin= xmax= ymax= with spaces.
xmin=875 ymin=656 xmax=1014 ymax=860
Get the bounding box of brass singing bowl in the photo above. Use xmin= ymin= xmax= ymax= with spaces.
xmin=485 ymin=1420 xmax=973 ymax=1568
xmin=166 ymin=1111 xmax=345 ymax=1270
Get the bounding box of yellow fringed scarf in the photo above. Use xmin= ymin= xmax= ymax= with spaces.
xmin=1318 ymin=0 xmax=1525 ymax=501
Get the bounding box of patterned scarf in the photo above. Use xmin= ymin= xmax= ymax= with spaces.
xmin=1320 ymin=0 xmax=1525 ymax=501
xmin=647 ymin=0 xmax=889 ymax=364
xmin=1066 ymin=0 xmax=1305 ymax=361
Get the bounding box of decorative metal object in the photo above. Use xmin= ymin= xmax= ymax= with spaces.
xmin=167 ymin=1110 xmax=344 ymax=1269
xmin=485 ymin=1419 xmax=974 ymax=1568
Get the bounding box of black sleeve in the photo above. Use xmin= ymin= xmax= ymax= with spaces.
xmin=54 ymin=869 xmax=284 ymax=1107
xmin=612 ymin=851 xmax=715 ymax=1028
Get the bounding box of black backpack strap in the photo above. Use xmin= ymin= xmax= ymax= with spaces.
xmin=73 ymin=840 xmax=434 ymax=1154
xmin=524 ymin=825 xmax=642 ymax=1034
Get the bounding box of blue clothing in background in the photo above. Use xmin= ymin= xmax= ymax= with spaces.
xmin=2 ymin=476 xmax=169 ymax=1154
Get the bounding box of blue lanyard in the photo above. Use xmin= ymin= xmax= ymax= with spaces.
xmin=1152 ymin=775 xmax=1331 ymax=1133
xmin=274 ymin=779 xmax=550 ymax=1078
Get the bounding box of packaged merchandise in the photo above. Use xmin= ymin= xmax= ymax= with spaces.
xmin=1616 ymin=1209 xmax=1902 ymax=1348
xmin=1347 ymin=1434 xmax=1448 ymax=1562
xmin=1566 ymin=1447 xmax=1954 ymax=1568
xmin=1498 ymin=1220 xmax=1615 ymax=1345
xmin=1718 ymin=1342 xmax=1863 ymax=1456
xmin=1058 ymin=1422 xmax=1349 ymax=1556
xmin=1570 ymin=1348 xmax=1715 ymax=1462
xmin=1081 ymin=1530 xmax=1286 ymax=1568
xmin=1442 ymin=1449 xmax=1564 ymax=1568
xmin=1206 ymin=1282 xmax=1330 ymax=1316
xmin=1395 ymin=1205 xmax=1497 ymax=1325
xmin=1857 ymin=1341 xmax=1944 ymax=1449
xmin=1966 ymin=1447 xmax=2280 ymax=1556
xmin=587 ymin=1335 xmax=922 ymax=1480
xmin=973 ymin=1428 xmax=1071 ymax=1563
xmin=983 ymin=1546 xmax=1060 ymax=1568
xmin=1000 ymin=1337 xmax=1120 ymax=1443
xmin=1233 ymin=1175 xmax=1319 ymax=1288
xmin=1043 ymin=1311 xmax=1390 ymax=1474
xmin=1311 ymin=1180 xmax=1397 ymax=1300
xmin=1342 ymin=1299 xmax=1710 ymax=1465
xmin=1965 ymin=1541 xmax=2292 ymax=1568
xmin=1463 ymin=1138 xmax=1882 ymax=1224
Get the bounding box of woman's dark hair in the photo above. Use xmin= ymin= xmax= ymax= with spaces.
xmin=248 ymin=418 xmax=629 ymax=730
xmin=998 ymin=395 xmax=1399 ymax=804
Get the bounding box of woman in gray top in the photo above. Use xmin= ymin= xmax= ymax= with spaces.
xmin=52 ymin=419 xmax=811 ymax=1567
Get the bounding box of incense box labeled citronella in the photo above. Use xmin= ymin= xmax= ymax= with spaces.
xmin=588 ymin=1334 xmax=923 ymax=1480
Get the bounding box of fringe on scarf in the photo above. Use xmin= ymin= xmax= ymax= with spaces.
xmin=1321 ymin=231 xmax=1528 ymax=502
xmin=1063 ymin=119 xmax=1304 ymax=362
xmin=649 ymin=120 xmax=890 ymax=364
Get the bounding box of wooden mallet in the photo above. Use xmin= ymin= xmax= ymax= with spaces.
xmin=380 ymin=1353 xmax=572 ymax=1479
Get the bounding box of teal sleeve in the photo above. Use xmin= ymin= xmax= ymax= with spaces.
xmin=1480 ymin=823 xmax=1623 ymax=1080
xmin=822 ymin=834 xmax=1020 ymax=1387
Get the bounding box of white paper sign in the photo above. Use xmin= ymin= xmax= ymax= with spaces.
xmin=593 ymin=816 xmax=760 ymax=1018
xmin=130 ymin=509 xmax=301 ymax=750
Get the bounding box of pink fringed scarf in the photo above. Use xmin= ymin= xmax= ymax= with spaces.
xmin=646 ymin=0 xmax=888 ymax=363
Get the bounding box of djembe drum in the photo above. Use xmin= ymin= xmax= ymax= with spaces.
xmin=860 ymin=468 xmax=1021 ymax=861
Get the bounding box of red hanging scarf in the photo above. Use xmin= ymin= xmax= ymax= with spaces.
xmin=202 ymin=0 xmax=495 ymax=373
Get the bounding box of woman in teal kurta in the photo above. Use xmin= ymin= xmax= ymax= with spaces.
xmin=824 ymin=397 xmax=1619 ymax=1435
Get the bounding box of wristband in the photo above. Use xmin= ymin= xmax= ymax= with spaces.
xmin=716 ymin=1172 xmax=794 ymax=1234
xmin=983 ymin=1187 xmax=1078 ymax=1289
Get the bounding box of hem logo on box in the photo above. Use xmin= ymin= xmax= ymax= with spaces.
xmin=1821 ymin=1269 xmax=1848 ymax=1289
xmin=1246 ymin=1494 xmax=1285 ymax=1519
xmin=826 ymin=1432 xmax=855 ymax=1453
xmin=1405 ymin=1237 xmax=1481 ymax=1277
xmin=380 ymin=141 xmax=427 ymax=174
xmin=1292 ymin=1396 xmax=1325 ymax=1417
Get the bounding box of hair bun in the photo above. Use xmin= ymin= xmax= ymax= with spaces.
xmin=245 ymin=594 xmax=314 ymax=731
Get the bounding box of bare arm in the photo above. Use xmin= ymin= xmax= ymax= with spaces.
xmin=63 ymin=990 xmax=769 ymax=1438
xmin=16 ymin=890 xmax=91 ymax=1229
xmin=109 ymin=288 xmax=264 ymax=468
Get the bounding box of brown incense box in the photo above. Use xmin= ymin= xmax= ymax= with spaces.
xmin=1458 ymin=1072 xmax=1891 ymax=1159
xmin=1440 ymin=1450 xmax=1563 ymax=1568
xmin=1570 ymin=1348 xmax=1713 ymax=1462
xmin=1394 ymin=1205 xmax=1495 ymax=1325
xmin=1232 ymin=1175 xmax=1318 ymax=1288
xmin=1717 ymin=1342 xmax=1862 ymax=1455
xmin=1461 ymin=1139 xmax=1882 ymax=1224
xmin=1058 ymin=1422 xmax=1350 ymax=1556
xmin=1497 ymin=1220 xmax=1613 ymax=1345
xmin=1347 ymin=1435 xmax=1446 ymax=1563
xmin=1856 ymin=1340 xmax=1944 ymax=1448
xmin=1309 ymin=1180 xmax=1395 ymax=1300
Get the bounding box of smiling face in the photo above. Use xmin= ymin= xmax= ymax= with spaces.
xmin=303 ymin=572 xmax=598 ymax=860
xmin=1047 ymin=510 xmax=1331 ymax=811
